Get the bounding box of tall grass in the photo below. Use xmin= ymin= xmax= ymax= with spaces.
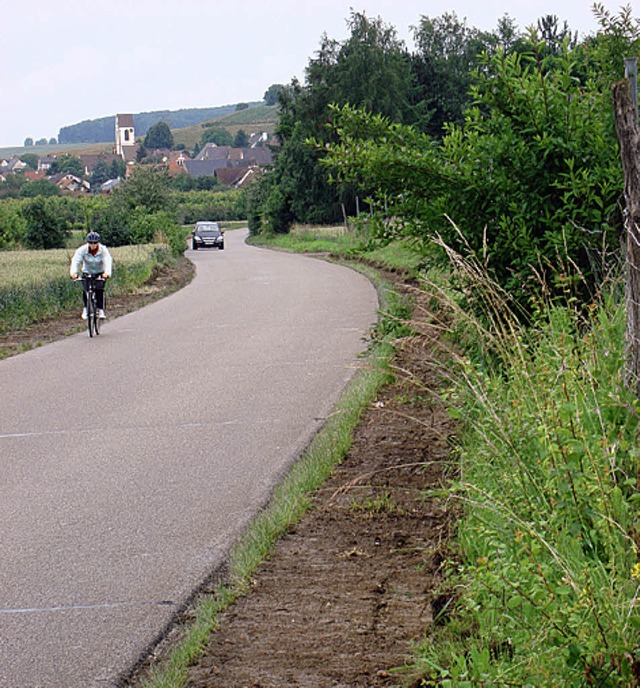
xmin=0 ymin=244 xmax=174 ymax=334
xmin=415 ymin=245 xmax=640 ymax=686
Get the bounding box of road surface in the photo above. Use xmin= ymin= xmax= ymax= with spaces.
xmin=0 ymin=229 xmax=378 ymax=687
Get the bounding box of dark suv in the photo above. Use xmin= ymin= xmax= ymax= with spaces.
xmin=192 ymin=221 xmax=224 ymax=250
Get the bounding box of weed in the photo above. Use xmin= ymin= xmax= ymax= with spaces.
xmin=350 ymin=489 xmax=398 ymax=516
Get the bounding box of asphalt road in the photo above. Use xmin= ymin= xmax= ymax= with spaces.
xmin=0 ymin=229 xmax=378 ymax=687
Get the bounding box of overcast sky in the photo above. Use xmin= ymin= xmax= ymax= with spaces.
xmin=1 ymin=0 xmax=614 ymax=147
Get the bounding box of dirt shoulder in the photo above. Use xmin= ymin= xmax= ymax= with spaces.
xmin=183 ymin=277 xmax=457 ymax=688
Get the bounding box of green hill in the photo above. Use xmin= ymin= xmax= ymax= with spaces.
xmin=172 ymin=105 xmax=279 ymax=148
xmin=56 ymin=102 xmax=266 ymax=145
xmin=0 ymin=104 xmax=279 ymax=159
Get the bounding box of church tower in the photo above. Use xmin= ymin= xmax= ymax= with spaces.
xmin=115 ymin=114 xmax=136 ymax=162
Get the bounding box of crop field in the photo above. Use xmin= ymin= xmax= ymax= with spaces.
xmin=0 ymin=244 xmax=171 ymax=334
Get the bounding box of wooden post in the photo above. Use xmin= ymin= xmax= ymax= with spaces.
xmin=613 ymin=77 xmax=640 ymax=396
xmin=624 ymin=57 xmax=638 ymax=116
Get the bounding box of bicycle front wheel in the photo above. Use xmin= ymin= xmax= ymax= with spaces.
xmin=93 ymin=296 xmax=101 ymax=336
xmin=87 ymin=292 xmax=95 ymax=337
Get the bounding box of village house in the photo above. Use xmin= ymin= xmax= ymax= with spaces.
xmin=50 ymin=173 xmax=91 ymax=194
xmin=181 ymin=142 xmax=272 ymax=187
xmin=37 ymin=156 xmax=55 ymax=173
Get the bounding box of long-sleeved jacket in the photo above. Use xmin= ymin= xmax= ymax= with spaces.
xmin=70 ymin=243 xmax=113 ymax=277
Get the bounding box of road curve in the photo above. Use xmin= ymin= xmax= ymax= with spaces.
xmin=0 ymin=229 xmax=378 ymax=687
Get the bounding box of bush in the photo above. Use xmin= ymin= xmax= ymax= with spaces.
xmin=22 ymin=197 xmax=69 ymax=249
xmin=0 ymin=201 xmax=27 ymax=249
xmin=174 ymin=189 xmax=246 ymax=224
xmin=92 ymin=197 xmax=132 ymax=247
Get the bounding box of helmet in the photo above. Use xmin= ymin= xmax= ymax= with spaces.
xmin=86 ymin=231 xmax=100 ymax=243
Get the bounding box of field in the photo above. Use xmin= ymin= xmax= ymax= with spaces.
xmin=171 ymin=105 xmax=279 ymax=148
xmin=0 ymin=142 xmax=113 ymax=158
xmin=0 ymin=244 xmax=175 ymax=336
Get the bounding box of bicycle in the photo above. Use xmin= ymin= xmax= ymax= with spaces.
xmin=77 ymin=273 xmax=106 ymax=337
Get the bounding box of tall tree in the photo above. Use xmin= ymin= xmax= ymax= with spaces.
xmin=144 ymin=121 xmax=174 ymax=149
xmin=109 ymin=159 xmax=126 ymax=179
xmin=256 ymin=10 xmax=416 ymax=232
xmin=90 ymin=156 xmax=111 ymax=187
xmin=200 ymin=128 xmax=233 ymax=147
xmin=49 ymin=154 xmax=84 ymax=177
xmin=119 ymin=166 xmax=173 ymax=213
xmin=322 ymin=19 xmax=629 ymax=310
xmin=234 ymin=129 xmax=250 ymax=147
xmin=263 ymin=84 xmax=285 ymax=106
xmin=410 ymin=12 xmax=504 ymax=137
xmin=20 ymin=154 xmax=39 ymax=170
xmin=20 ymin=179 xmax=60 ymax=198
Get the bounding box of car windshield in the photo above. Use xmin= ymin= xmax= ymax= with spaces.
xmin=197 ymin=223 xmax=219 ymax=231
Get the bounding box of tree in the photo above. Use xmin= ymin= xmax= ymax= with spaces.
xmin=49 ymin=154 xmax=84 ymax=177
xmin=0 ymin=173 xmax=25 ymax=198
xmin=20 ymin=154 xmax=39 ymax=171
xmin=92 ymin=195 xmax=132 ymax=246
xmin=35 ymin=138 xmax=47 ymax=146
xmin=136 ymin=144 xmax=148 ymax=163
xmin=200 ymin=128 xmax=233 ymax=146
xmin=22 ymin=197 xmax=68 ymax=248
xmin=263 ymin=84 xmax=285 ymax=106
xmin=235 ymin=102 xmax=249 ymax=111
xmin=20 ymin=179 xmax=60 ymax=198
xmin=90 ymin=156 xmax=111 ymax=187
xmin=253 ymin=10 xmax=417 ymax=232
xmin=23 ymin=138 xmax=34 ymax=147
xmin=410 ymin=12 xmax=505 ymax=137
xmin=48 ymin=137 xmax=57 ymax=145
xmin=144 ymin=121 xmax=174 ymax=149
xmin=170 ymin=173 xmax=196 ymax=191
xmin=109 ymin=159 xmax=126 ymax=179
xmin=536 ymin=14 xmax=578 ymax=55
xmin=234 ymin=129 xmax=250 ymax=147
xmin=119 ymin=166 xmax=173 ymax=213
xmin=321 ymin=23 xmax=626 ymax=310
xmin=0 ymin=203 xmax=27 ymax=248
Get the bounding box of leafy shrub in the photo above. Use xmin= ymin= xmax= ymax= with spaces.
xmin=22 ymin=197 xmax=69 ymax=249
xmin=174 ymin=189 xmax=246 ymax=224
xmin=0 ymin=201 xmax=27 ymax=249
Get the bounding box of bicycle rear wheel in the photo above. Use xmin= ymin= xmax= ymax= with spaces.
xmin=93 ymin=293 xmax=101 ymax=336
xmin=87 ymin=290 xmax=95 ymax=337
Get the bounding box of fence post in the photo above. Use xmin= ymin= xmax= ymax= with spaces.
xmin=625 ymin=57 xmax=638 ymax=118
xmin=613 ymin=69 xmax=640 ymax=397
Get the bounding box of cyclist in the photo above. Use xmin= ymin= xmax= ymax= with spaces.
xmin=70 ymin=231 xmax=113 ymax=320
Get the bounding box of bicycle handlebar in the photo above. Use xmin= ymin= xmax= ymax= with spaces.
xmin=73 ymin=273 xmax=106 ymax=281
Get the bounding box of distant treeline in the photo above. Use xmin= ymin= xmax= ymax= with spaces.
xmin=58 ymin=103 xmax=263 ymax=144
